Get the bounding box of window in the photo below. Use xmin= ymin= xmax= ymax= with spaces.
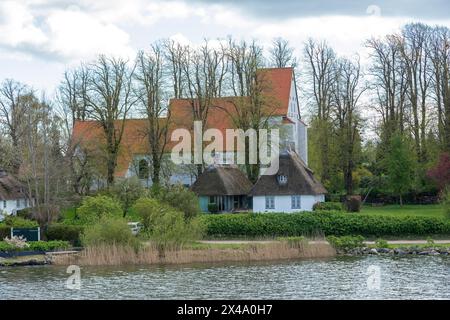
xmin=265 ymin=196 xmax=275 ymax=209
xmin=138 ymin=159 xmax=149 ymax=179
xmin=277 ymin=175 xmax=287 ymax=185
xmin=291 ymin=195 xmax=301 ymax=209
xmin=16 ymin=199 xmax=20 ymax=208
xmin=3 ymin=201 xmax=6 ymax=209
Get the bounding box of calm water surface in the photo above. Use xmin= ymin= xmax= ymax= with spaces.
xmin=0 ymin=255 xmax=449 ymax=299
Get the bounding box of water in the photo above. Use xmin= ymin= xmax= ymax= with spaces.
xmin=0 ymin=256 xmax=449 ymax=299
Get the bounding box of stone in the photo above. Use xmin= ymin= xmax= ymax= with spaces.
xmin=369 ymin=248 xmax=379 ymax=255
xmin=394 ymin=248 xmax=407 ymax=255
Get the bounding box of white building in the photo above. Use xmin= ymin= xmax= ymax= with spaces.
xmin=250 ymin=151 xmax=326 ymax=213
xmin=0 ymin=169 xmax=33 ymax=220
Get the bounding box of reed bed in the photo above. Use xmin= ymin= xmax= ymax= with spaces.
xmin=51 ymin=240 xmax=336 ymax=266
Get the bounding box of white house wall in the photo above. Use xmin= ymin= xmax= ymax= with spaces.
xmin=253 ymin=194 xmax=325 ymax=213
xmin=0 ymin=198 xmax=33 ymax=218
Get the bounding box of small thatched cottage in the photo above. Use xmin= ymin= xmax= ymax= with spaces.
xmin=249 ymin=151 xmax=327 ymax=212
xmin=190 ymin=165 xmax=253 ymax=213
xmin=0 ymin=169 xmax=33 ymax=218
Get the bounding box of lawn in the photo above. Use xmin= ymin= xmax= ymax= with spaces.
xmin=361 ymin=204 xmax=444 ymax=218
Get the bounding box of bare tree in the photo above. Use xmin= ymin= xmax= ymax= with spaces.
xmin=135 ymin=45 xmax=171 ymax=187
xmin=81 ymin=55 xmax=136 ymax=186
xmin=332 ymin=57 xmax=366 ymax=194
xmin=269 ymin=37 xmax=297 ymax=68
xmin=0 ymin=80 xmax=29 ymax=173
xmin=398 ymin=23 xmax=433 ymax=163
xmin=303 ymin=39 xmax=336 ymax=183
xmin=181 ymin=40 xmax=227 ymax=174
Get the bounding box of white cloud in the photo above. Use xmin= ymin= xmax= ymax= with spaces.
xmin=45 ymin=7 xmax=134 ymax=60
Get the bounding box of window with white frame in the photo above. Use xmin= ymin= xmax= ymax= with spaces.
xmin=16 ymin=199 xmax=20 ymax=208
xmin=291 ymin=195 xmax=301 ymax=209
xmin=265 ymin=196 xmax=275 ymax=209
xmin=3 ymin=200 xmax=6 ymax=209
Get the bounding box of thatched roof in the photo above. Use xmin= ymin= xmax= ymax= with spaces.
xmin=0 ymin=169 xmax=27 ymax=200
xmin=190 ymin=165 xmax=253 ymax=196
xmin=249 ymin=151 xmax=327 ymax=196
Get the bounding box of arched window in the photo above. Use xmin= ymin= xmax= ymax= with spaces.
xmin=138 ymin=159 xmax=149 ymax=179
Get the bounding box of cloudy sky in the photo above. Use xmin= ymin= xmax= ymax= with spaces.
xmin=1 ymin=0 xmax=450 ymax=94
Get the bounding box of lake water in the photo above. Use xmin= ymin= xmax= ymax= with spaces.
xmin=1 ymin=256 xmax=449 ymax=299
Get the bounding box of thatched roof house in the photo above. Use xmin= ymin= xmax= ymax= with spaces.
xmin=250 ymin=151 xmax=326 ymax=212
xmin=190 ymin=165 xmax=253 ymax=213
xmin=0 ymin=169 xmax=32 ymax=216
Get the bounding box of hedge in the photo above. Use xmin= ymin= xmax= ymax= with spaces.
xmin=0 ymin=240 xmax=70 ymax=252
xmin=45 ymin=224 xmax=84 ymax=246
xmin=200 ymin=211 xmax=450 ymax=237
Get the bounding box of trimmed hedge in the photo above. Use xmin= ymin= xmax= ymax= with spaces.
xmin=200 ymin=211 xmax=450 ymax=237
xmin=312 ymin=202 xmax=343 ymax=211
xmin=45 ymin=224 xmax=84 ymax=246
xmin=0 ymin=240 xmax=70 ymax=252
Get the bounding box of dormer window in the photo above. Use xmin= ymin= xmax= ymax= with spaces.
xmin=277 ymin=175 xmax=288 ymax=185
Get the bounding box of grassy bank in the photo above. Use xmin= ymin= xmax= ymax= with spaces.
xmin=51 ymin=240 xmax=336 ymax=266
xmin=361 ymin=204 xmax=444 ymax=218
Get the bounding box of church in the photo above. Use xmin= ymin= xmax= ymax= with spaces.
xmin=72 ymin=67 xmax=326 ymax=212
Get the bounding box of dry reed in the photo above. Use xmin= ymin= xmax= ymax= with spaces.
xmin=51 ymin=240 xmax=336 ymax=266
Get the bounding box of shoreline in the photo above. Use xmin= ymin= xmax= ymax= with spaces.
xmin=2 ymin=239 xmax=449 ymax=267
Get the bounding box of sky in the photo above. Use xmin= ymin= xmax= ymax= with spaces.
xmin=1 ymin=0 xmax=450 ymax=95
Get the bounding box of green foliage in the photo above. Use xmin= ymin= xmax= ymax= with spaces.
xmin=0 ymin=240 xmax=70 ymax=252
xmin=313 ymin=202 xmax=343 ymax=211
xmin=81 ymin=216 xmax=139 ymax=249
xmin=3 ymin=216 xmax=39 ymax=228
xmin=375 ymin=239 xmax=389 ymax=248
xmin=326 ymin=235 xmax=365 ymax=250
xmin=385 ymin=134 xmax=415 ymax=204
xmin=200 ymin=212 xmax=450 ymax=237
xmin=0 ymin=226 xmax=10 ymax=239
xmin=442 ymin=187 xmax=450 ymax=219
xmin=158 ymin=185 xmax=201 ymax=219
xmin=77 ymin=195 xmax=122 ymax=223
xmin=208 ymin=203 xmax=219 ymax=214
xmin=45 ymin=224 xmax=84 ymax=245
xmin=133 ymin=197 xmax=203 ymax=250
xmin=149 ymin=209 xmax=203 ymax=250
xmin=111 ymin=177 xmax=144 ymax=217
xmin=133 ymin=197 xmax=172 ymax=230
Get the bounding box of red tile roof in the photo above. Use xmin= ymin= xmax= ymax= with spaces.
xmin=72 ymin=67 xmax=295 ymax=177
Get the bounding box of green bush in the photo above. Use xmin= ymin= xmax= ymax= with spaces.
xmin=375 ymin=238 xmax=389 ymax=248
xmin=77 ymin=195 xmax=122 ymax=223
xmin=200 ymin=211 xmax=450 ymax=237
xmin=443 ymin=187 xmax=450 ymax=219
xmin=312 ymin=202 xmax=343 ymax=211
xmin=45 ymin=224 xmax=84 ymax=245
xmin=3 ymin=216 xmax=39 ymax=228
xmin=158 ymin=185 xmax=201 ymax=219
xmin=133 ymin=197 xmax=203 ymax=250
xmin=0 ymin=226 xmax=10 ymax=239
xmin=327 ymin=235 xmax=365 ymax=250
xmin=133 ymin=197 xmax=173 ymax=230
xmin=81 ymin=216 xmax=139 ymax=249
xmin=111 ymin=177 xmax=144 ymax=217
xmin=0 ymin=240 xmax=70 ymax=252
xmin=207 ymin=203 xmax=219 ymax=214
xmin=149 ymin=210 xmax=203 ymax=250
